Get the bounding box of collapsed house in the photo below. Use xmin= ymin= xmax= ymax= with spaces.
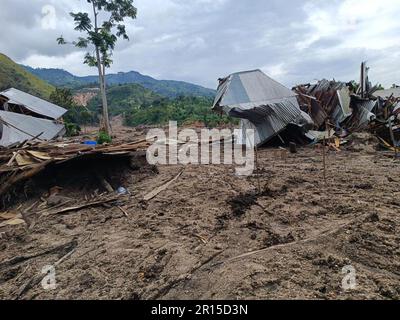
xmin=0 ymin=88 xmax=66 ymax=147
xmin=294 ymin=81 xmax=377 ymax=133
xmin=212 ymin=69 xmax=313 ymax=146
xmin=0 ymin=91 xmax=152 ymax=208
xmin=214 ymin=63 xmax=399 ymax=150
xmin=374 ymin=87 xmax=400 ymax=99
xmin=0 ymin=138 xmax=150 ymax=203
xmin=294 ymin=63 xmax=400 ymax=148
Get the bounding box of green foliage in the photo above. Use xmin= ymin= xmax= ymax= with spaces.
xmin=124 ymin=95 xmax=234 ymax=128
xmin=58 ymin=0 xmax=137 ymax=71
xmin=49 ymin=87 xmax=76 ymax=107
xmin=97 ymin=130 xmax=112 ymax=144
xmin=52 ymin=83 xmax=231 ymax=130
xmin=0 ymin=53 xmax=54 ymax=98
xmin=85 ymin=83 xmax=231 ymax=127
xmin=87 ymin=83 xmax=161 ymax=116
xmin=58 ymin=0 xmax=138 ymax=133
xmin=49 ymin=88 xmax=96 ymax=136
xmin=65 ymin=122 xmax=82 ymax=136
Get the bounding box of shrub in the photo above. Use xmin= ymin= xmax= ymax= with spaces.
xmin=97 ymin=131 xmax=112 ymax=144
xmin=65 ymin=122 xmax=81 ymax=137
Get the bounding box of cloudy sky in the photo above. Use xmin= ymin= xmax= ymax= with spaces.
xmin=0 ymin=0 xmax=399 ymax=89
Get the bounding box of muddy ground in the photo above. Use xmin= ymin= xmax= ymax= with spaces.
xmin=0 ymin=127 xmax=400 ymax=300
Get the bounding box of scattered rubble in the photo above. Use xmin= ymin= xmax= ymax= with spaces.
xmin=0 ymin=62 xmax=399 ymax=300
xmin=294 ymin=63 xmax=400 ymax=153
xmin=0 ymin=138 xmax=150 ymax=207
xmin=1 ymin=144 xmax=399 ymax=300
xmin=214 ymin=63 xmax=400 ymax=154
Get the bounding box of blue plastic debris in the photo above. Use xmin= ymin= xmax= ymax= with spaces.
xmin=83 ymin=140 xmax=98 ymax=146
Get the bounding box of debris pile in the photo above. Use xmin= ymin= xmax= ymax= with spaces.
xmin=294 ymin=63 xmax=400 ymax=151
xmin=214 ymin=63 xmax=399 ymax=150
xmin=294 ymin=80 xmax=353 ymax=130
xmin=0 ymin=88 xmax=66 ymax=147
xmin=369 ymin=93 xmax=400 ymax=151
xmin=294 ymin=62 xmax=380 ymax=135
xmin=0 ymin=138 xmax=150 ymax=204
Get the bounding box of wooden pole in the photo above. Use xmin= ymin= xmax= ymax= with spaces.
xmin=255 ymin=145 xmax=261 ymax=194
xmin=388 ymin=117 xmax=398 ymax=159
xmin=323 ymin=136 xmax=327 ymax=184
xmin=323 ymin=120 xmax=330 ymax=185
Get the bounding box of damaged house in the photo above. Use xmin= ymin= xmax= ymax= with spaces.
xmin=374 ymin=87 xmax=400 ymax=99
xmin=213 ymin=63 xmax=399 ymax=150
xmin=212 ymin=69 xmax=313 ymax=147
xmin=0 ymin=88 xmax=66 ymax=147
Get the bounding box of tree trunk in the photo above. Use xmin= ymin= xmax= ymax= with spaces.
xmin=95 ymin=49 xmax=110 ymax=134
xmin=92 ymin=2 xmax=110 ymax=135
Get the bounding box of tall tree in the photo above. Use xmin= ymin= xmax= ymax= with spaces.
xmin=57 ymin=0 xmax=137 ymax=135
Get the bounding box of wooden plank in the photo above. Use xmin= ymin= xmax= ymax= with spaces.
xmin=143 ymin=170 xmax=184 ymax=201
xmin=45 ymin=197 xmax=120 ymax=215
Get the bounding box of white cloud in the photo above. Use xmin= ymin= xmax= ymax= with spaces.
xmin=0 ymin=0 xmax=399 ymax=89
xmin=286 ymin=0 xmax=400 ymax=87
xmin=21 ymin=52 xmax=93 ymax=76
xmin=299 ymin=0 xmax=400 ymax=51
xmin=262 ymin=63 xmax=287 ymax=81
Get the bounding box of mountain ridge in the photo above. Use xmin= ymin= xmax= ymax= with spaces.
xmin=22 ymin=66 xmax=216 ymax=98
xmin=0 ymin=54 xmax=54 ymax=98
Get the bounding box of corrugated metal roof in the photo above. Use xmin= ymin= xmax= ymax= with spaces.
xmin=331 ymin=87 xmax=353 ymax=124
xmin=374 ymin=88 xmax=400 ymax=99
xmin=337 ymin=87 xmax=352 ymax=117
xmin=231 ymin=100 xmax=303 ymax=146
xmin=308 ymin=79 xmax=347 ymax=95
xmin=342 ymin=100 xmax=377 ymax=131
xmin=358 ymin=100 xmax=377 ymax=112
xmin=213 ymin=69 xmax=307 ymax=146
xmin=306 ymin=130 xmax=335 ymax=142
xmin=213 ymin=69 xmax=298 ymax=110
xmin=0 ymin=111 xmax=65 ymax=147
xmin=354 ymin=100 xmax=377 ymax=129
xmin=0 ymin=88 xmax=67 ymax=120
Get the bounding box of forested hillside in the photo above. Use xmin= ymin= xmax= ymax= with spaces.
xmin=0 ymin=54 xmax=54 ymax=98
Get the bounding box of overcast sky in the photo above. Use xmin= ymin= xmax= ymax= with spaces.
xmin=0 ymin=0 xmax=399 ymax=89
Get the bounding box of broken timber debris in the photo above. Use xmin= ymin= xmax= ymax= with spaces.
xmin=43 ymin=196 xmax=122 ymax=216
xmin=0 ymin=138 xmax=150 ymax=203
xmin=213 ymin=62 xmax=400 ymax=151
xmin=143 ymin=169 xmax=184 ymax=201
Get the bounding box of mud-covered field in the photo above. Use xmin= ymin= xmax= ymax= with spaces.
xmin=1 ymin=130 xmax=400 ymax=300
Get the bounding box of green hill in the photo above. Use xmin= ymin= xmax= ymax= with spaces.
xmin=87 ymin=83 xmax=162 ymax=116
xmin=0 ymin=53 xmax=54 ymax=98
xmin=85 ymin=83 xmax=228 ymax=128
